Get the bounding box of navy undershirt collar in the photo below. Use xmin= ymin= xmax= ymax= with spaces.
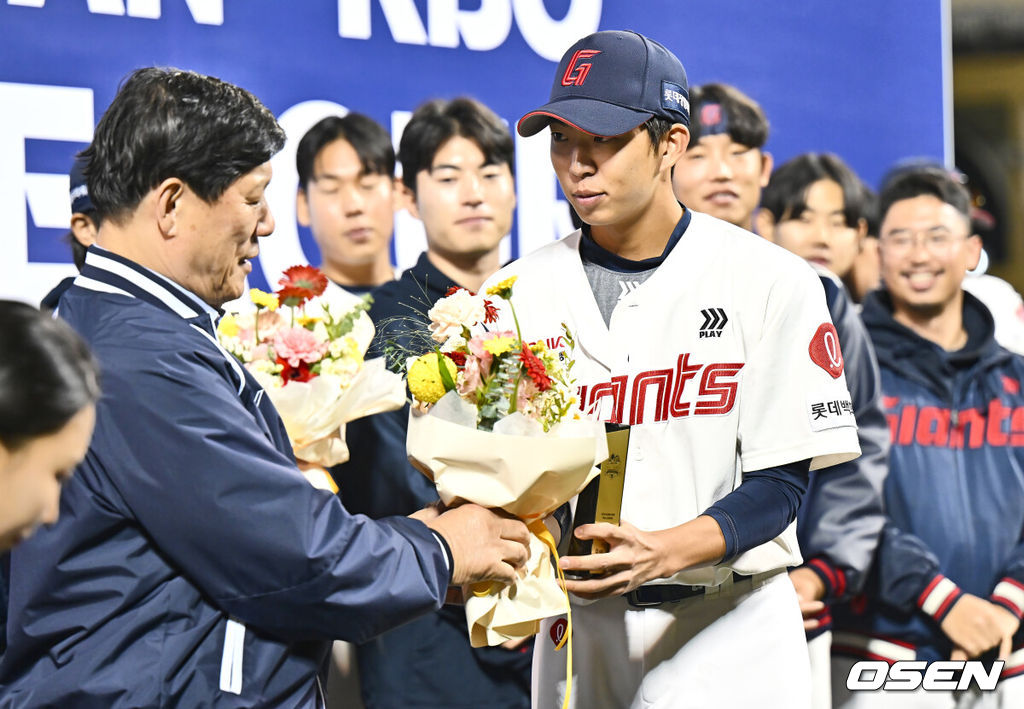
xmin=579 ymin=207 xmax=691 ymax=273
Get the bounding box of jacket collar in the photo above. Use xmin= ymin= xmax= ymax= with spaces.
xmin=74 ymin=245 xmax=221 ymax=332
xmin=862 ymin=287 xmax=1009 ymax=399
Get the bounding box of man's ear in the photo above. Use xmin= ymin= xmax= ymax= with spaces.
xmin=155 ymin=178 xmax=186 ymax=238
xmin=758 ymin=151 xmax=774 ymax=188
xmin=662 ymin=124 xmax=690 ymax=174
xmin=400 ymin=182 xmax=421 ymax=220
xmin=390 ymin=177 xmax=404 ymax=212
xmin=855 ymin=217 xmax=868 ymax=253
xmin=69 ymin=214 xmax=98 ymax=249
xmin=754 ymin=208 xmax=776 ymax=242
xmin=296 ymin=188 xmax=311 ymax=227
xmin=966 ymin=233 xmax=984 ymax=271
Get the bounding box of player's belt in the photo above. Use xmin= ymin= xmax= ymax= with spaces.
xmin=625 ymin=570 xmax=780 ymax=608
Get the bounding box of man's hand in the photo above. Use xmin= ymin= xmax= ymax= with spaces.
xmin=425 ymin=504 xmax=530 ymax=586
xmin=559 ymin=516 xmax=727 ymax=600
xmin=789 ymin=567 xmax=827 ymax=630
xmin=558 ymin=521 xmax=671 ymax=599
xmin=941 ymin=594 xmax=1020 ymax=660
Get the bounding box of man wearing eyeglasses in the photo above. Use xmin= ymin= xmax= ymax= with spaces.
xmin=831 ymin=165 xmax=1024 ymax=707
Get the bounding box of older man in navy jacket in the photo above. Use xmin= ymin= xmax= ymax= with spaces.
xmin=0 ymin=68 xmax=529 ymax=708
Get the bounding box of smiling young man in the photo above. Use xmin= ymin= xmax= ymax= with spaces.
xmin=488 ymin=30 xmax=860 ymax=708
xmin=295 ymin=114 xmax=398 ymax=295
xmin=335 ymin=97 xmax=531 ymax=709
xmin=831 ymin=166 xmax=1024 ymax=708
xmin=0 ymin=69 xmax=531 ymax=708
xmin=671 ymin=82 xmax=773 ymax=232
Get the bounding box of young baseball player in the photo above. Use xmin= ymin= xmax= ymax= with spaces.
xmin=295 ymin=113 xmax=398 ymax=295
xmin=670 ymin=82 xmax=773 ymax=233
xmin=336 ymin=97 xmax=531 ymax=709
xmin=489 ymin=31 xmax=861 ymax=708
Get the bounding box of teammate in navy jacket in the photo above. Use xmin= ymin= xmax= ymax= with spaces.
xmin=831 ymin=166 xmax=1024 ymax=707
xmin=0 ymin=68 xmax=529 ymax=709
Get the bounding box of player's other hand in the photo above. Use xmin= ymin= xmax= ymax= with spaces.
xmin=941 ymin=593 xmax=1020 ymax=660
xmin=789 ymin=566 xmax=827 ymax=630
xmin=425 ymin=504 xmax=530 ymax=586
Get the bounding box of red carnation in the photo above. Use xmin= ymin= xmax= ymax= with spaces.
xmin=277 ymin=265 xmax=328 ymax=308
xmin=483 ymin=299 xmax=499 ymax=324
xmin=276 ymin=355 xmax=316 ymax=384
xmin=519 ymin=344 xmax=552 ymax=392
xmin=444 ymin=351 xmax=467 ymax=367
xmin=445 ymin=286 xmax=475 ymax=298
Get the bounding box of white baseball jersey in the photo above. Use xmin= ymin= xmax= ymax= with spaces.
xmin=485 ymin=211 xmax=861 ymax=584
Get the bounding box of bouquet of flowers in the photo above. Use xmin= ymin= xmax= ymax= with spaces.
xmin=401 ymin=277 xmax=608 ymax=648
xmin=218 ymin=265 xmax=405 ymax=488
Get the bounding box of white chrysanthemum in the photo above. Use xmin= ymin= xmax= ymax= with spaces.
xmin=427 ymin=290 xmax=484 ymax=343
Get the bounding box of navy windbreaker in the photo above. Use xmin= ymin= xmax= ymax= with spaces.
xmin=833 ymin=289 xmax=1024 ymax=668
xmin=0 ymin=246 xmax=450 ymax=708
xmin=796 ymin=269 xmax=889 ymax=637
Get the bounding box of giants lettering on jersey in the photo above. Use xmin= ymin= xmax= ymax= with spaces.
xmin=578 ymin=353 xmax=743 ymax=425
xmin=883 ymin=395 xmax=1024 ymax=449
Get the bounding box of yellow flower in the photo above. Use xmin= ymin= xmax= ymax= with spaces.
xmin=485 ymin=275 xmax=518 ymax=299
xmin=217 ymin=314 xmax=239 ymax=338
xmin=297 ymin=314 xmax=321 ymax=328
xmin=482 ymin=336 xmax=515 ymax=356
xmin=250 ymin=289 xmax=279 ymax=311
xmin=408 ymin=353 xmax=458 ymax=404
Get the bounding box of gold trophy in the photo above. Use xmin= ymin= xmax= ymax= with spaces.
xmin=565 ymin=422 xmax=629 ymax=578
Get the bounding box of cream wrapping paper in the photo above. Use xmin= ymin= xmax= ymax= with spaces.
xmin=253 ymin=357 xmax=406 ymax=467
xmin=407 ymin=392 xmax=608 ymax=647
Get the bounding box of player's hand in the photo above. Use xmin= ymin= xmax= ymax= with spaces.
xmin=940 ymin=594 xmax=1019 ymax=659
xmin=789 ymin=566 xmax=828 ymax=630
xmin=558 ymin=521 xmax=670 ymax=599
xmin=425 ymin=504 xmax=530 ymax=586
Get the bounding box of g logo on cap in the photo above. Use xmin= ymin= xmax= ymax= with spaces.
xmin=561 ymin=49 xmax=601 ymax=87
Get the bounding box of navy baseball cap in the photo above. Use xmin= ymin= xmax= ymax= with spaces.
xmin=69 ymin=153 xmax=93 ymax=214
xmin=517 ymin=30 xmax=689 ymax=138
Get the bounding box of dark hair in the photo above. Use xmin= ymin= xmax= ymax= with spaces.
xmin=643 ymin=116 xmax=674 ymax=152
xmin=81 ymin=67 xmax=286 ymax=223
xmin=296 ymin=113 xmax=395 ymax=191
xmin=688 ymin=83 xmax=769 ymax=149
xmin=398 ymin=97 xmax=514 ymax=195
xmin=878 ymin=164 xmax=971 ymax=228
xmin=861 ymin=184 xmax=880 ymax=238
xmin=760 ymin=153 xmax=866 ymax=228
xmin=0 ymin=301 xmax=100 ymax=449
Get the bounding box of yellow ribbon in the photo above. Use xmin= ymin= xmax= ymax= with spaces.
xmin=468 ymin=520 xmax=574 ymax=709
xmin=529 ymin=519 xmax=573 ymax=709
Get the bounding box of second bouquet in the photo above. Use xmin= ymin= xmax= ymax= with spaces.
xmin=399 ymin=277 xmax=608 ymax=648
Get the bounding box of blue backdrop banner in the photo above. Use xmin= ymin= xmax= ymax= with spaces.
xmin=0 ymin=0 xmax=949 ymax=304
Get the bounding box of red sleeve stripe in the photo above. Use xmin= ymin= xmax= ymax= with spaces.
xmin=831 ymin=632 xmax=916 ymax=664
xmin=1002 ymin=646 xmax=1024 ymax=679
xmin=917 ymin=575 xmax=961 ymax=619
xmin=992 ymin=579 xmax=1024 ymax=619
xmin=807 ymin=557 xmax=848 ymax=599
xmin=808 ymin=558 xmax=838 ymax=595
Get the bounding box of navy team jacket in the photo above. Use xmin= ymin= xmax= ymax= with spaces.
xmin=796 ymin=270 xmax=889 ymax=638
xmin=0 ymin=247 xmax=449 ymax=708
xmin=833 ymin=289 xmax=1024 ymax=672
